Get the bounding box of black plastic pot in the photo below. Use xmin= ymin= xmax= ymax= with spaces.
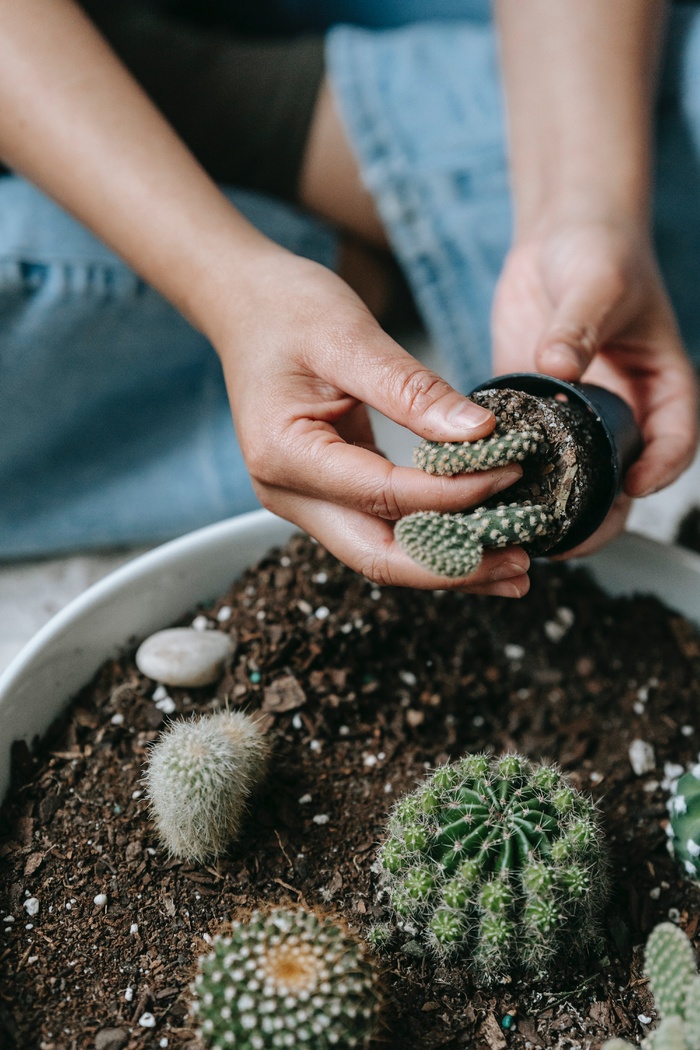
xmin=470 ymin=373 xmax=643 ymax=555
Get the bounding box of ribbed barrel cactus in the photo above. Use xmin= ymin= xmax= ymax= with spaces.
xmin=667 ymin=764 xmax=700 ymax=880
xmin=603 ymin=923 xmax=700 ymax=1050
xmin=190 ymin=907 xmax=380 ymax=1049
xmin=145 ymin=710 xmax=269 ymax=863
xmin=396 ymin=386 xmax=603 ymax=577
xmin=378 ymin=753 xmax=608 ymax=984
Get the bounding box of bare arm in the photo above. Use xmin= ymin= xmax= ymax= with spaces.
xmin=0 ymin=0 xmax=531 ymax=595
xmin=492 ymin=0 xmax=697 ymax=539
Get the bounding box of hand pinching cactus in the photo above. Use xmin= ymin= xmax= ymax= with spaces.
xmin=378 ymin=752 xmax=608 ymax=984
xmin=190 ymin=907 xmax=380 ymax=1049
xmin=667 ymin=763 xmax=700 ymax=880
xmin=145 ymin=710 xmax=269 ymax=863
xmin=602 ymin=923 xmax=700 ymax=1050
xmin=396 ymin=385 xmax=606 ymax=577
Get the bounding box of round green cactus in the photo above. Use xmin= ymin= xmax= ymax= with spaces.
xmin=667 ymin=766 xmax=700 ymax=880
xmin=378 ymin=753 xmax=608 ymax=984
xmin=145 ymin=710 xmax=269 ymax=863
xmin=190 ymin=907 xmax=379 ymax=1049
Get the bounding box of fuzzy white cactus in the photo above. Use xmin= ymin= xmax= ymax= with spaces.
xmin=145 ymin=710 xmax=269 ymax=863
xmin=190 ymin=907 xmax=380 ymax=1049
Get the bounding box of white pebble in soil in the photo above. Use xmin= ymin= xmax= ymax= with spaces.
xmin=23 ymin=898 xmax=39 ymax=917
xmin=216 ymin=606 xmax=232 ymax=622
xmin=313 ymin=814 xmax=329 ymax=825
xmin=110 ymin=713 xmax=124 ymax=726
xmin=135 ymin=627 xmax=233 ymax=687
xmin=125 ymin=988 xmax=134 ymax=1002
xmin=629 ymin=739 xmax=656 ymax=776
xmin=93 ymin=894 xmax=107 ymax=909
xmin=191 ymin=615 xmax=210 ymax=631
xmin=138 ymin=1013 xmax=156 ymax=1028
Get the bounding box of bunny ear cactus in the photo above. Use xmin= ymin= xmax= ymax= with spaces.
xmin=667 ymin=765 xmax=700 ymax=880
xmin=190 ymin=907 xmax=380 ymax=1050
xmin=378 ymin=752 xmax=608 ymax=984
xmin=145 ymin=710 xmax=269 ymax=863
xmin=602 ymin=923 xmax=700 ymax=1050
xmin=396 ymin=385 xmax=604 ymax=577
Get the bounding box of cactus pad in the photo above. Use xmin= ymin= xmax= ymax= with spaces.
xmin=378 ymin=752 xmax=607 ymax=983
xmin=190 ymin=907 xmax=379 ymax=1049
xmin=414 ymin=427 xmax=546 ymax=476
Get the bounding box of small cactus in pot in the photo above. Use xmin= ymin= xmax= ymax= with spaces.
xmin=378 ymin=752 xmax=608 ymax=984
xmin=602 ymin=922 xmax=700 ymax=1050
xmin=396 ymin=380 xmax=633 ymax=577
xmin=190 ymin=906 xmax=380 ymax=1049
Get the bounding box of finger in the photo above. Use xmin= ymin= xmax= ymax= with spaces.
xmin=535 ymin=270 xmax=628 ymax=381
xmin=624 ymin=363 xmax=699 ymax=497
xmin=334 ymin=402 xmax=377 ymax=450
xmin=314 ymin=324 xmax=496 ymax=442
xmin=550 ymin=494 xmax=632 ymax=560
xmin=268 ymin=492 xmax=530 ymax=590
xmin=264 ymin=423 xmax=525 ymax=519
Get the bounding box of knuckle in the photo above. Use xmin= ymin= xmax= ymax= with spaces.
xmin=393 ymin=366 xmax=450 ymax=420
xmin=358 ymin=550 xmax=396 ymax=587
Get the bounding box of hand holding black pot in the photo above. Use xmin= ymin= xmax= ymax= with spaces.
xmin=395 ymin=373 xmax=643 ymax=579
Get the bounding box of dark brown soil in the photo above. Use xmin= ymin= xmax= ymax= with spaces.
xmin=2 ymin=533 xmax=700 ymax=1050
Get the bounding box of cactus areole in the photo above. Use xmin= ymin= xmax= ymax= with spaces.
xmin=395 ymin=374 xmax=641 ymax=577
xmin=378 ymin=753 xmax=608 ymax=984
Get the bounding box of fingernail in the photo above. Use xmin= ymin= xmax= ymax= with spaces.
xmin=448 ymin=400 xmax=494 ymax=431
xmin=491 ymin=467 xmax=523 ymax=494
xmin=541 ymin=343 xmax=586 ymax=374
xmin=491 ymin=560 xmax=529 ymax=582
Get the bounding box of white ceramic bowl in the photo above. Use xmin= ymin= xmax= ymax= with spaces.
xmin=2 ymin=509 xmax=700 ymax=803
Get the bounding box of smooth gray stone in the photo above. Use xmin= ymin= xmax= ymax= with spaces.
xmin=135 ymin=627 xmax=232 ymax=687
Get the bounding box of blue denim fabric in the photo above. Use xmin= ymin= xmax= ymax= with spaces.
xmin=328 ymin=4 xmax=700 ymax=394
xmin=0 ymin=180 xmax=336 ymax=558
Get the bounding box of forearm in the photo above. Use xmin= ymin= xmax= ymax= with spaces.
xmin=0 ymin=0 xmax=278 ymax=339
xmin=494 ymin=0 xmax=666 ymax=238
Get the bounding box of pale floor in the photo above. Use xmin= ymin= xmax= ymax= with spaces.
xmin=1 ymin=336 xmax=698 ymax=677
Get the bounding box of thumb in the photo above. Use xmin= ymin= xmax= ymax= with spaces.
xmin=535 ymin=278 xmax=624 ymax=381
xmin=336 ymin=326 xmax=496 ymax=442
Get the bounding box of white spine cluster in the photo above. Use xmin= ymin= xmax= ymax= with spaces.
xmin=145 ymin=710 xmax=269 ymax=862
xmin=190 ymin=908 xmax=379 ymax=1049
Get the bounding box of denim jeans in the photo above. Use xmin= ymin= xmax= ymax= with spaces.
xmin=3 ymin=1 xmax=700 ymax=558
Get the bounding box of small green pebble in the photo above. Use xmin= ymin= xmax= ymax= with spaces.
xmin=501 ymin=1014 xmax=515 ymax=1030
xmin=249 ymin=671 xmax=261 ymax=684
xmin=113 ymin=804 xmax=122 ymax=815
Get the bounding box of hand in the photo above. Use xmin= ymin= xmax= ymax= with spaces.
xmin=215 ymin=249 xmax=531 ymax=595
xmin=492 ymin=219 xmax=699 ymax=555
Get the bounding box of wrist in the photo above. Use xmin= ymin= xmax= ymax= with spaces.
xmin=513 ymin=193 xmax=652 ymax=249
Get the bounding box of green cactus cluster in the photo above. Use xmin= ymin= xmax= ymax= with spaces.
xmin=395 ymin=502 xmax=554 ymax=578
xmin=603 ymin=923 xmax=700 ymax=1050
xmin=378 ymin=753 xmax=608 ymax=984
xmin=666 ymin=764 xmax=700 ymax=880
xmin=397 ymin=422 xmax=559 ymax=577
xmin=190 ymin=907 xmax=379 ymax=1049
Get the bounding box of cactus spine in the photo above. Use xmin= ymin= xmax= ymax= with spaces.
xmin=145 ymin=710 xmax=269 ymax=863
xmin=190 ymin=907 xmax=379 ymax=1049
xmin=378 ymin=753 xmax=607 ymax=984
xmin=667 ymin=766 xmax=700 ymax=880
xmin=602 ymin=923 xmax=700 ymax=1050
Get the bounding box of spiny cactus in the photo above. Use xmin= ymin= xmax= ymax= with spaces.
xmin=667 ymin=764 xmax=700 ymax=880
xmin=397 ymin=384 xmax=607 ymax=576
xmin=378 ymin=752 xmax=608 ymax=984
xmin=395 ymin=502 xmax=554 ymax=578
xmin=145 ymin=710 xmax=269 ymax=863
xmin=190 ymin=907 xmax=380 ymax=1049
xmin=602 ymin=923 xmax=700 ymax=1050
xmin=413 ymin=427 xmax=545 ymax=476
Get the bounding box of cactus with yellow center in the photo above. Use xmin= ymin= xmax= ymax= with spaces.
xmin=378 ymin=752 xmax=608 ymax=984
xmin=190 ymin=907 xmax=380 ymax=1049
